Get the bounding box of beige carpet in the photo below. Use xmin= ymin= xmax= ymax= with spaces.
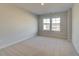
xmin=0 ymin=36 xmax=78 ymax=56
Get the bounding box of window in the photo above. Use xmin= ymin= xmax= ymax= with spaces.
xmin=43 ymin=17 xmax=60 ymax=31
xmin=52 ymin=17 xmax=60 ymax=31
xmin=43 ymin=19 xmax=50 ymax=31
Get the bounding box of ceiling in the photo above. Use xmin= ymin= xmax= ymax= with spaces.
xmin=15 ymin=3 xmax=73 ymax=15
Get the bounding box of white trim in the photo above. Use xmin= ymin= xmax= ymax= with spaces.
xmin=0 ymin=33 xmax=37 ymax=49
xmin=72 ymin=40 xmax=79 ymax=55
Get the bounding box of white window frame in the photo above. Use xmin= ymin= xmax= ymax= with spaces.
xmin=42 ymin=17 xmax=60 ymax=32
xmin=51 ymin=17 xmax=60 ymax=31
xmin=43 ymin=18 xmax=50 ymax=31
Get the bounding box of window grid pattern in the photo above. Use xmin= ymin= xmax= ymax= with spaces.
xmin=43 ymin=17 xmax=60 ymax=31
xmin=52 ymin=17 xmax=60 ymax=31
xmin=43 ymin=19 xmax=50 ymax=31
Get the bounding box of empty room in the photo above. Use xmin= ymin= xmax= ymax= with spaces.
xmin=0 ymin=3 xmax=79 ymax=56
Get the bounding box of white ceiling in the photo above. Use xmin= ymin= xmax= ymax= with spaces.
xmin=15 ymin=3 xmax=73 ymax=15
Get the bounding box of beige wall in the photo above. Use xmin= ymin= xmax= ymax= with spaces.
xmin=38 ymin=12 xmax=67 ymax=39
xmin=0 ymin=4 xmax=37 ymax=48
xmin=72 ymin=4 xmax=79 ymax=54
xmin=67 ymin=8 xmax=72 ymax=41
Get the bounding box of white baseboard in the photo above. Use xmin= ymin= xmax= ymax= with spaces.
xmin=0 ymin=33 xmax=37 ymax=49
xmin=72 ymin=40 xmax=79 ymax=55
